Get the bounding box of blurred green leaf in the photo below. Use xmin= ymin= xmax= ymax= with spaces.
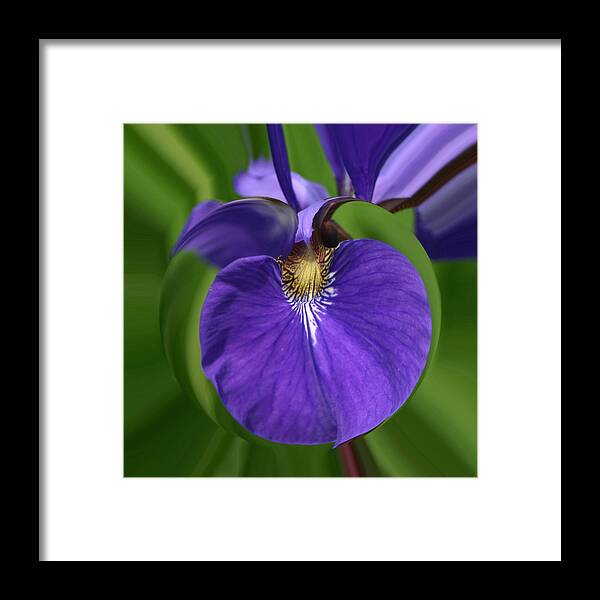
xmin=132 ymin=125 xmax=216 ymax=199
xmin=124 ymin=271 xmax=180 ymax=434
xmin=124 ymin=124 xmax=246 ymax=474
xmin=159 ymin=250 xmax=247 ymax=436
xmin=124 ymin=125 xmax=198 ymax=438
xmin=245 ymin=124 xmax=271 ymax=163
xmin=283 ymin=124 xmax=337 ymax=196
xmin=172 ymin=125 xmax=248 ymax=200
xmin=364 ymin=362 xmax=476 ymax=476
xmin=363 ymin=260 xmax=477 ymax=477
xmin=124 ymin=391 xmax=219 ymax=477
xmin=433 ymin=261 xmax=477 ymax=378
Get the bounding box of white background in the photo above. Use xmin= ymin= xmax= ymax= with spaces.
xmin=41 ymin=40 xmax=561 ymax=561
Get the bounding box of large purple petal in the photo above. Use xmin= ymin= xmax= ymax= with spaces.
xmin=415 ymin=164 xmax=478 ymax=260
xmin=266 ymin=124 xmax=300 ymax=212
xmin=200 ymin=239 xmax=431 ymax=446
xmin=172 ymin=198 xmax=297 ymax=268
xmin=234 ymin=158 xmax=328 ymax=210
xmin=200 ymin=255 xmax=337 ymax=444
xmin=373 ymin=124 xmax=477 ymax=202
xmin=323 ymin=125 xmax=417 ymax=201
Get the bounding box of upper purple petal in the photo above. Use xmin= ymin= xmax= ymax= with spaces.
xmin=266 ymin=125 xmax=300 ymax=212
xmin=234 ymin=158 xmax=329 ymax=211
xmin=200 ymin=238 xmax=431 ymax=446
xmin=176 ymin=199 xmax=222 ymax=238
xmin=315 ymin=124 xmax=346 ymax=192
xmin=322 ymin=124 xmax=417 ymax=201
xmin=373 ymin=124 xmax=477 ymax=202
xmin=415 ymin=163 xmax=478 ymax=260
xmin=294 ymin=198 xmax=332 ymax=245
xmin=172 ymin=198 xmax=297 ymax=268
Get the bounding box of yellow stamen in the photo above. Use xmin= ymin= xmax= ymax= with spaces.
xmin=280 ymin=239 xmax=335 ymax=302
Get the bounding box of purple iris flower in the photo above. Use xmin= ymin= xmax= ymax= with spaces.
xmin=173 ymin=124 xmax=476 ymax=446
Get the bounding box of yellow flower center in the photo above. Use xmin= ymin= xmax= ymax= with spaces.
xmin=280 ymin=239 xmax=335 ymax=302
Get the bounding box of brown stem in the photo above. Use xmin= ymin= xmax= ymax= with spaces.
xmin=378 ymin=143 xmax=478 ymax=213
xmin=338 ymin=441 xmax=363 ymax=477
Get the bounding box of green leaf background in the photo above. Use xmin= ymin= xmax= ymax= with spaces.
xmin=124 ymin=124 xmax=477 ymax=477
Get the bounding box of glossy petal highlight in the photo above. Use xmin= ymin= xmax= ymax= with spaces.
xmin=200 ymin=239 xmax=432 ymax=445
xmin=172 ymin=198 xmax=297 ymax=268
xmin=373 ymin=124 xmax=477 ymax=202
